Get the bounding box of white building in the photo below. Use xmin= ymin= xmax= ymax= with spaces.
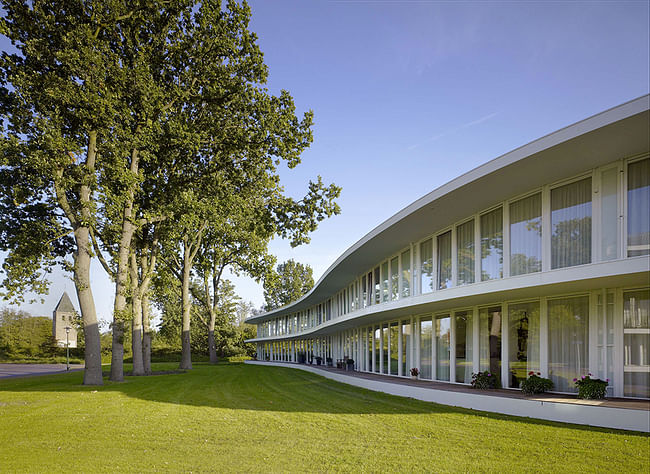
xmin=247 ymin=96 xmax=650 ymax=399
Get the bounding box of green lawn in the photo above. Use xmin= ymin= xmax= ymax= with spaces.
xmin=0 ymin=363 xmax=648 ymax=473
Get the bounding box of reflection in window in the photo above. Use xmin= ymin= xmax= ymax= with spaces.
xmin=437 ymin=231 xmax=452 ymax=289
xmin=373 ymin=267 xmax=380 ymax=305
xmin=436 ymin=315 xmax=450 ymax=381
xmin=390 ymin=257 xmax=399 ymax=301
xmin=479 ymin=306 xmax=502 ymax=380
xmin=381 ymin=262 xmax=389 ymax=303
xmin=551 ymin=178 xmax=592 ymax=269
xmin=481 ymin=207 xmax=503 ymax=280
xmin=628 ymin=158 xmax=650 ymax=257
xmin=455 ymin=311 xmax=473 ymax=384
xmin=420 ymin=317 xmax=432 ymax=380
xmin=457 ymin=220 xmax=475 ymax=285
xmin=401 ymin=249 xmax=411 ymax=298
xmin=390 ymin=322 xmax=398 ymax=375
xmin=401 ymin=320 xmax=412 ymax=376
xmin=548 ymin=296 xmax=589 ymax=392
xmin=420 ymin=239 xmax=433 ymax=293
xmin=508 ymin=302 xmax=540 ymax=388
xmin=510 ymin=193 xmax=542 ymax=276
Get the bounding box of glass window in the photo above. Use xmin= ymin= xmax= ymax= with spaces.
xmin=420 ymin=317 xmax=432 ymax=379
xmin=508 ymin=302 xmax=540 ymax=388
xmin=437 ymin=231 xmax=452 ymax=289
xmin=390 ymin=257 xmax=399 ymax=301
xmin=374 ymin=327 xmax=380 ymax=373
xmin=401 ymin=249 xmax=411 ymax=298
xmin=390 ymin=322 xmax=398 ymax=375
xmin=481 ymin=207 xmax=503 ymax=280
xmin=401 ymin=320 xmax=412 ymax=376
xmin=455 ymin=311 xmax=473 ymax=384
xmin=479 ymin=306 xmax=502 ymax=382
xmin=551 ymin=177 xmax=592 ymax=269
xmin=627 ymin=158 xmax=650 ymax=257
xmin=600 ymin=168 xmax=619 ymax=261
xmin=382 ymin=324 xmax=388 ymax=374
xmin=373 ymin=267 xmax=380 ymax=305
xmin=381 ymin=262 xmax=389 ymax=303
xmin=367 ymin=328 xmax=373 ymax=372
xmin=436 ymin=315 xmax=450 ymax=381
xmin=548 ymin=296 xmax=589 ymax=392
xmin=361 ymin=275 xmax=367 ymax=308
xmin=510 ymin=193 xmax=542 ymax=275
xmin=420 ymin=239 xmax=433 ymax=293
xmin=457 ymin=220 xmax=475 ymax=285
xmin=624 ymin=289 xmax=649 ymax=398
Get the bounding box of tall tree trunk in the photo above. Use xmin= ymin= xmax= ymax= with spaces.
xmin=55 ymin=130 xmax=103 ymax=385
xmin=179 ymin=239 xmax=193 ymax=370
xmin=130 ymin=254 xmax=144 ymax=375
xmin=142 ymin=291 xmax=152 ymax=375
xmin=208 ymin=324 xmax=217 ymax=364
xmin=73 ymin=226 xmax=103 ymax=385
xmin=110 ymin=148 xmax=139 ymax=382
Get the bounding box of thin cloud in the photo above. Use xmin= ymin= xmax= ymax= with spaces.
xmin=408 ymin=111 xmax=498 ymax=150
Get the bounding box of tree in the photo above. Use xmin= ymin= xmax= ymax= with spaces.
xmin=264 ymin=260 xmax=315 ymax=310
xmin=0 ymin=308 xmax=52 ymax=358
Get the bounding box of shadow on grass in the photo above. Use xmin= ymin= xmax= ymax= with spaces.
xmin=0 ymin=361 xmax=647 ymax=436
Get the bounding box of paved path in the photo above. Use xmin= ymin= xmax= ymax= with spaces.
xmin=0 ymin=363 xmax=84 ymax=379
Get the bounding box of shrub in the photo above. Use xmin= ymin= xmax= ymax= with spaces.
xmin=410 ymin=367 xmax=420 ymax=377
xmin=471 ymin=370 xmax=500 ymax=389
xmin=574 ymin=374 xmax=608 ymax=399
xmin=520 ymin=371 xmax=554 ymax=395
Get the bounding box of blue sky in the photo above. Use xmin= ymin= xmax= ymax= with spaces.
xmin=2 ymin=0 xmax=649 ymax=323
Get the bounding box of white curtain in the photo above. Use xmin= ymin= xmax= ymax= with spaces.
xmin=627 ymin=158 xmax=650 ymax=257
xmin=481 ymin=207 xmax=503 ymax=280
xmin=548 ymin=296 xmax=589 ymax=392
xmin=551 ymin=178 xmax=592 ymax=269
xmin=510 ymin=193 xmax=542 ymax=275
xmin=435 ymin=315 xmax=450 ymax=381
xmin=420 ymin=318 xmax=433 ymax=379
xmin=457 ymin=220 xmax=475 ymax=285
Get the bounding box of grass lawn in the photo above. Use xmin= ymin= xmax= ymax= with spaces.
xmin=0 ymin=363 xmax=648 ymax=473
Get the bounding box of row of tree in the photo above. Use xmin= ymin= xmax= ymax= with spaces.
xmin=0 ymin=1 xmax=339 ymax=385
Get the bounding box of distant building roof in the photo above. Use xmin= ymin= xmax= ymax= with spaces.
xmin=54 ymin=292 xmax=76 ymax=313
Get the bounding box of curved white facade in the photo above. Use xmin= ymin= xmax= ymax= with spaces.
xmin=248 ymin=96 xmax=650 ymax=399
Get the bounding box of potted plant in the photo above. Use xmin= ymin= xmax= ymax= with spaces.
xmin=520 ymin=371 xmax=554 ymax=395
xmin=346 ymin=358 xmax=354 ymax=371
xmin=410 ymin=368 xmax=420 ymax=380
xmin=470 ymin=371 xmax=500 ymax=389
xmin=315 ymin=356 xmax=322 ymax=366
xmin=574 ymin=374 xmax=608 ymax=399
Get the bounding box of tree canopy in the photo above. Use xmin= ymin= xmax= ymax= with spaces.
xmin=263 ymin=259 xmax=315 ymax=311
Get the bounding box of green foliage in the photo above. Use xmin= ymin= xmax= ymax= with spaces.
xmin=263 ymin=259 xmax=314 ymax=310
xmin=471 ymin=370 xmax=500 ymax=389
xmin=520 ymin=372 xmax=554 ymax=395
xmin=574 ymin=374 xmax=609 ymax=399
xmin=0 ymin=307 xmax=53 ymax=358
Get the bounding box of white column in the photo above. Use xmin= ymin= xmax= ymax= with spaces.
xmin=503 ymin=202 xmax=510 ymax=279
xmin=379 ymin=326 xmax=384 ymax=374
xmin=431 ymin=315 xmax=437 ymax=380
xmin=542 ymin=185 xmax=551 ymax=272
xmin=614 ymin=288 xmax=624 ymax=397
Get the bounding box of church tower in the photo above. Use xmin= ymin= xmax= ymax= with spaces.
xmin=52 ymin=292 xmax=78 ymax=348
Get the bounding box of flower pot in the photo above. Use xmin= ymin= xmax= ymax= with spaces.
xmin=410 ymin=375 xmax=418 ymax=380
